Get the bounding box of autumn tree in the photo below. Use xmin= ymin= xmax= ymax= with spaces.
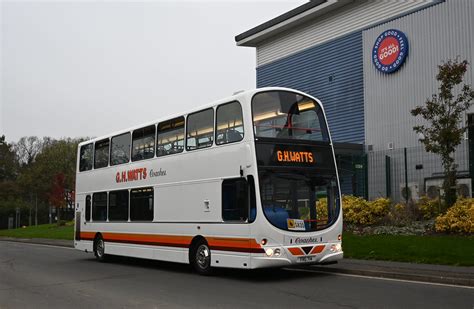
xmin=411 ymin=59 xmax=474 ymax=208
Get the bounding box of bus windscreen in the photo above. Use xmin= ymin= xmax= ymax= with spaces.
xmin=252 ymin=91 xmax=329 ymax=142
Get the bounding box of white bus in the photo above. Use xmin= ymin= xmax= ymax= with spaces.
xmin=74 ymin=87 xmax=343 ymax=274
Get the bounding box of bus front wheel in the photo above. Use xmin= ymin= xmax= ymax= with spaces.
xmin=93 ymin=234 xmax=107 ymax=262
xmin=191 ymin=239 xmax=212 ymax=275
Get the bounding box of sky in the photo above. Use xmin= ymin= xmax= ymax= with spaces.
xmin=1 ymin=0 xmax=305 ymax=143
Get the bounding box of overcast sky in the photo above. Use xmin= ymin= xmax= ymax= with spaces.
xmin=1 ymin=0 xmax=305 ymax=143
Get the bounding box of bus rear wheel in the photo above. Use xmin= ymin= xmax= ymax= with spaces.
xmin=191 ymin=240 xmax=212 ymax=275
xmin=93 ymin=235 xmax=107 ymax=262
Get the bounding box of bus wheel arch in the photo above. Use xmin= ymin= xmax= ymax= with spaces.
xmin=189 ymin=236 xmax=212 ymax=275
xmin=93 ymin=233 xmax=107 ymax=262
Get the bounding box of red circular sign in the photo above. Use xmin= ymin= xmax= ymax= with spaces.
xmin=377 ymin=37 xmax=400 ymax=66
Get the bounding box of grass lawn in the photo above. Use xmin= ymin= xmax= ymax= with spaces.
xmin=1 ymin=224 xmax=472 ymax=266
xmin=0 ymin=223 xmax=74 ymax=240
xmin=343 ymin=232 xmax=474 ymax=266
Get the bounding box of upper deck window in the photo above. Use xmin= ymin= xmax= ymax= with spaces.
xmin=157 ymin=117 xmax=185 ymax=157
xmin=110 ymin=133 xmax=131 ymax=166
xmin=94 ymin=139 xmax=110 ymax=169
xmin=252 ymin=91 xmax=329 ymax=142
xmin=79 ymin=143 xmax=93 ymax=172
xmin=186 ymin=108 xmax=214 ymax=151
xmin=132 ymin=125 xmax=156 ymax=162
xmin=216 ymin=101 xmax=244 ymax=145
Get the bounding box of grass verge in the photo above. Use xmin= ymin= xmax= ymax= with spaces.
xmin=343 ymin=232 xmax=474 ymax=266
xmin=0 ymin=223 xmax=73 ymax=240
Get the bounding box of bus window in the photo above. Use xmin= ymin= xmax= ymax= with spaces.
xmin=216 ymin=101 xmax=244 ymax=145
xmin=92 ymin=192 xmax=107 ymax=221
xmin=94 ymin=139 xmax=109 ymax=169
xmin=108 ymin=190 xmax=129 ymax=221
xmin=79 ymin=143 xmax=93 ymax=172
xmin=132 ymin=125 xmax=156 ymax=162
xmin=252 ymin=91 xmax=329 ymax=142
xmin=110 ymin=133 xmax=131 ymax=166
xmin=85 ymin=195 xmax=91 ymax=222
xmin=186 ymin=108 xmax=214 ymax=151
xmin=157 ymin=117 xmax=185 ymax=157
xmin=222 ymin=178 xmax=248 ymax=222
xmin=130 ymin=187 xmax=153 ymax=221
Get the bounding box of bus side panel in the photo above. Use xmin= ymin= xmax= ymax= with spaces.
xmin=155 ymin=180 xmax=221 ymax=222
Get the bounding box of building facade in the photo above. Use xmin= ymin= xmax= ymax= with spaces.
xmin=236 ymin=0 xmax=474 ymax=201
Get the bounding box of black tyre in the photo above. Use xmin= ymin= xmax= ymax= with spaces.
xmin=190 ymin=239 xmax=212 ymax=275
xmin=93 ymin=234 xmax=107 ymax=262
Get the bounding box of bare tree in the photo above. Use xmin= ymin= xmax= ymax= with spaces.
xmin=14 ymin=136 xmax=52 ymax=165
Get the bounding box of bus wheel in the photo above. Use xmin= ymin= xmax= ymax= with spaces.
xmin=191 ymin=240 xmax=212 ymax=275
xmin=93 ymin=235 xmax=107 ymax=262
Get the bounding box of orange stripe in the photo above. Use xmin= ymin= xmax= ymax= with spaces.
xmin=79 ymin=232 xmax=264 ymax=253
xmin=310 ymin=245 xmax=325 ymax=255
xmin=288 ymin=247 xmax=305 ymax=256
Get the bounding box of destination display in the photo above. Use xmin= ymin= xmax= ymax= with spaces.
xmin=255 ymin=142 xmax=334 ymax=170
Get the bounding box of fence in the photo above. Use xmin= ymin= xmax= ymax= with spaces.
xmin=367 ymin=140 xmax=471 ymax=202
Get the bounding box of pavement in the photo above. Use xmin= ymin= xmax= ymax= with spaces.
xmin=1 ymin=236 xmax=473 ymax=287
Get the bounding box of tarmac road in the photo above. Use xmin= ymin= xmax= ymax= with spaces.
xmin=0 ymin=241 xmax=472 ymax=309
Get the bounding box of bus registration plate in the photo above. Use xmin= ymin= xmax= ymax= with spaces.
xmin=297 ymin=256 xmax=316 ymax=263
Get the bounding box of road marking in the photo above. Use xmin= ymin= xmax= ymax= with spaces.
xmin=0 ymin=240 xmax=76 ymax=250
xmin=288 ymin=268 xmax=474 ymax=290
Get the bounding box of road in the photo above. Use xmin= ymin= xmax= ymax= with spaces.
xmin=0 ymin=241 xmax=472 ymax=309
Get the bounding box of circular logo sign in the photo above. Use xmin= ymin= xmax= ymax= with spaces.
xmin=372 ymin=29 xmax=408 ymax=74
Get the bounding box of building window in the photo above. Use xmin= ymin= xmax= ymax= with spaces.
xmin=79 ymin=143 xmax=93 ymax=172
xmin=94 ymin=139 xmax=109 ymax=169
xmin=110 ymin=133 xmax=131 ymax=166
xmin=216 ymin=101 xmax=244 ymax=145
xmin=108 ymin=190 xmax=129 ymax=221
xmin=132 ymin=125 xmax=156 ymax=161
xmin=157 ymin=117 xmax=185 ymax=156
xmin=92 ymin=192 xmax=107 ymax=221
xmin=130 ymin=187 xmax=153 ymax=221
xmin=186 ymin=108 xmax=214 ymax=151
xmin=85 ymin=195 xmax=91 ymax=222
xmin=222 ymin=178 xmax=249 ymax=222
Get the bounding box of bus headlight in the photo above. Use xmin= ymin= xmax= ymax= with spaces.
xmin=274 ymin=248 xmax=281 ymax=257
xmin=265 ymin=248 xmax=274 ymax=257
xmin=330 ymin=243 xmax=342 ymax=252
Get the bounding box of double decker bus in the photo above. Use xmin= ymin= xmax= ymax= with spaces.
xmin=74 ymin=87 xmax=343 ymax=274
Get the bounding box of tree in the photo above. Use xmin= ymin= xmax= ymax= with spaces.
xmin=411 ymin=59 xmax=474 ymax=208
xmin=0 ymin=135 xmax=18 ymax=181
xmin=14 ymin=136 xmax=51 ymax=166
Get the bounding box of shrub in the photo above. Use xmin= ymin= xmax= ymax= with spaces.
xmin=342 ymin=196 xmax=390 ymax=226
xmin=416 ymin=196 xmax=441 ymax=220
xmin=316 ymin=198 xmax=328 ymax=220
xmin=435 ymin=199 xmax=474 ymax=234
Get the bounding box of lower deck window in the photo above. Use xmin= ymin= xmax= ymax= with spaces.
xmin=108 ymin=190 xmax=129 ymax=221
xmin=92 ymin=192 xmax=107 ymax=221
xmin=130 ymin=187 xmax=153 ymax=221
xmin=222 ymin=178 xmax=249 ymax=222
xmin=85 ymin=195 xmax=91 ymax=221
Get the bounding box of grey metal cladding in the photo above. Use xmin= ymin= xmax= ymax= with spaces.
xmin=257 ymin=31 xmax=364 ymax=144
xmin=363 ymin=0 xmax=474 ymax=152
